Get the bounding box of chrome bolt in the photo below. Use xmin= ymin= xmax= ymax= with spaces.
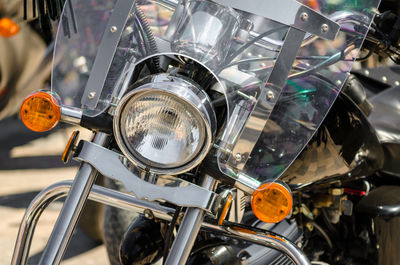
xmin=88 ymin=92 xmax=96 ymax=99
xmin=336 ymin=80 xmax=342 ymax=86
xmin=395 ymin=81 xmax=400 ymax=86
xmin=297 ymin=242 xmax=303 ymax=248
xmin=235 ymin=153 xmax=242 ymax=162
xmin=364 ymin=70 xmax=370 ymax=76
xmin=266 ymin=90 xmax=274 ymax=100
xmin=321 ymin=24 xmax=329 ymax=33
xmin=300 ymin=12 xmax=309 ymax=22
xmin=382 ymin=76 xmax=388 ymax=83
xmin=110 ymin=26 xmax=118 ymax=33
xmin=144 ymin=209 xmax=154 ymax=219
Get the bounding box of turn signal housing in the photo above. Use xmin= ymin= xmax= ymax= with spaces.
xmin=0 ymin=18 xmax=20 ymax=37
xmin=251 ymin=182 xmax=293 ymax=223
xmin=20 ymin=91 xmax=60 ymax=132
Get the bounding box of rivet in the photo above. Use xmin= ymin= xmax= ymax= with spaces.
xmin=235 ymin=153 xmax=242 ymax=162
xmin=88 ymin=92 xmax=96 ymax=99
xmin=297 ymin=242 xmax=303 ymax=248
xmin=321 ymin=24 xmax=329 ymax=33
xmin=266 ymin=91 xmax=274 ymax=100
xmin=300 ymin=12 xmax=309 ymax=22
xmin=144 ymin=209 xmax=154 ymax=219
xmin=110 ymin=26 xmax=118 ymax=33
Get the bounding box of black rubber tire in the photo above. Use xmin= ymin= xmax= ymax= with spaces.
xmin=102 ymin=178 xmax=138 ymax=265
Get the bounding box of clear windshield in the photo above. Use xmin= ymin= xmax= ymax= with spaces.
xmin=52 ymin=0 xmax=380 ymax=187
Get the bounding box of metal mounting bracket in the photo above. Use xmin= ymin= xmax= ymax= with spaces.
xmin=74 ymin=140 xmax=220 ymax=214
xmin=213 ymin=0 xmax=340 ymax=40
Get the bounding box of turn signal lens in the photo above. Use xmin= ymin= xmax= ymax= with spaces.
xmin=20 ymin=91 xmax=60 ymax=132
xmin=218 ymin=194 xmax=233 ymax=226
xmin=251 ymin=182 xmax=293 ymax=223
xmin=0 ymin=18 xmax=20 ymax=37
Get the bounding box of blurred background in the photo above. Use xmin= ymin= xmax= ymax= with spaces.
xmin=0 ymin=118 xmax=110 ymax=264
xmin=0 ymin=1 xmax=109 ymax=261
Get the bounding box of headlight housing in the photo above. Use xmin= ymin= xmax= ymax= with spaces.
xmin=114 ymin=74 xmax=216 ymax=174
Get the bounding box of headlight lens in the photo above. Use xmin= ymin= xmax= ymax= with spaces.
xmin=120 ymin=91 xmax=206 ymax=168
xmin=114 ymin=74 xmax=216 ymax=174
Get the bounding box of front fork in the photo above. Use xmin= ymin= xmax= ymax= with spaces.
xmin=11 ymin=133 xmax=311 ymax=265
xmin=164 ymin=175 xmax=216 ymax=265
xmin=37 ymin=132 xmax=110 ymax=265
xmin=22 ymin=129 xmax=214 ymax=265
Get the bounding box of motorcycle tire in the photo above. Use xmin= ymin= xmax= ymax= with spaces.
xmin=102 ymin=178 xmax=139 ymax=265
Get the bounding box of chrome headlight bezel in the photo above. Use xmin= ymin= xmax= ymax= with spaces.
xmin=113 ymin=74 xmax=216 ymax=175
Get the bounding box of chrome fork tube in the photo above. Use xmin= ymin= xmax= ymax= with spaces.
xmin=38 ymin=132 xmax=109 ymax=265
xmin=164 ymin=175 xmax=217 ymax=265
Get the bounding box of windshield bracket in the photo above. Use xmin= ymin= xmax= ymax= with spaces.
xmin=81 ymin=0 xmax=137 ymax=110
xmin=213 ymin=0 xmax=339 ymax=40
xmin=226 ymin=27 xmax=306 ymax=171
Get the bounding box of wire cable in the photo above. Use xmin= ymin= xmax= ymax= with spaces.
xmin=162 ymin=206 xmax=182 ymax=264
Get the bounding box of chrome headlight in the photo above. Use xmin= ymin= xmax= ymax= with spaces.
xmin=114 ymin=74 xmax=216 ymax=174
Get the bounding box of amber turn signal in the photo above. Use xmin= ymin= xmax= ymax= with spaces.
xmin=218 ymin=193 xmax=233 ymax=225
xmin=20 ymin=91 xmax=61 ymax=132
xmin=0 ymin=18 xmax=20 ymax=37
xmin=251 ymin=182 xmax=293 ymax=223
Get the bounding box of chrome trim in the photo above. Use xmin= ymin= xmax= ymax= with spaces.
xmin=11 ymin=181 xmax=175 ymax=265
xmin=202 ymin=224 xmax=311 ymax=265
xmin=213 ymin=0 xmax=339 ymax=40
xmin=37 ymin=133 xmax=110 ymax=265
xmin=12 ymin=181 xmax=311 ymax=265
xmin=74 ymin=140 xmax=220 ymax=213
xmin=81 ymin=0 xmax=137 ymax=109
xmin=165 ymin=175 xmax=216 ymax=265
xmin=60 ymin=107 xmax=82 ymax=125
xmin=113 ymin=73 xmax=217 ymax=175
xmin=235 ymin=172 xmax=260 ymax=194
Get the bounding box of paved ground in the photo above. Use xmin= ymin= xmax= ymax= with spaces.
xmin=0 ymin=116 xmax=110 ymax=265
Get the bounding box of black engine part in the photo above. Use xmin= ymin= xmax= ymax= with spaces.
xmin=119 ymin=215 xmax=164 ymax=265
xmin=187 ymin=240 xmax=241 ymax=265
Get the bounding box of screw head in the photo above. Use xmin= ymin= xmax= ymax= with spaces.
xmin=235 ymin=153 xmax=242 ymax=162
xmin=395 ymin=81 xmax=400 ymax=86
xmin=300 ymin=12 xmax=309 ymax=22
xmin=88 ymin=92 xmax=96 ymax=99
xmin=321 ymin=24 xmax=329 ymax=33
xmin=110 ymin=26 xmax=118 ymax=33
xmin=297 ymin=242 xmax=303 ymax=248
xmin=266 ymin=91 xmax=274 ymax=100
xmin=382 ymin=76 xmax=388 ymax=83
xmin=144 ymin=209 xmax=154 ymax=219
xmin=364 ymin=70 xmax=370 ymax=76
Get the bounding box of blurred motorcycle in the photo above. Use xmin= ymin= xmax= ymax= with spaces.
xmin=0 ymin=0 xmax=52 ymax=120
xmin=10 ymin=0 xmax=400 ymax=265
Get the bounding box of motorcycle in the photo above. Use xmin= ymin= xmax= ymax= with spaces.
xmin=0 ymin=0 xmax=52 ymax=121
xmin=11 ymin=0 xmax=400 ymax=264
